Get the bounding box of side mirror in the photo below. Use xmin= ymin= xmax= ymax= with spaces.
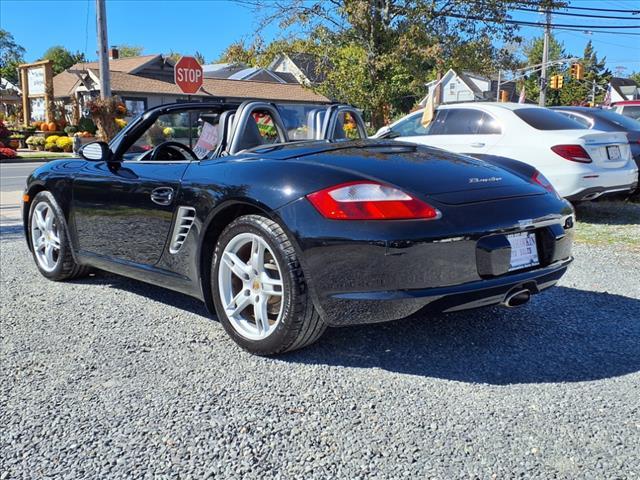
xmin=79 ymin=141 xmax=112 ymax=162
xmin=374 ymin=126 xmax=391 ymax=138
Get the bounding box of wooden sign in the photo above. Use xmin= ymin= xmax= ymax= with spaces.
xmin=18 ymin=60 xmax=54 ymax=127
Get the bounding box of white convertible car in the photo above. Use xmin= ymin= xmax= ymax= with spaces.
xmin=375 ymin=102 xmax=638 ymax=201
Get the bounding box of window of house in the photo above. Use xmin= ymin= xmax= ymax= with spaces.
xmin=122 ymin=97 xmax=147 ymax=117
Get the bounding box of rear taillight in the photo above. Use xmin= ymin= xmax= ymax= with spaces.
xmin=531 ymin=170 xmax=556 ymax=194
xmin=551 ymin=144 xmax=592 ymax=163
xmin=307 ymin=181 xmax=441 ymax=220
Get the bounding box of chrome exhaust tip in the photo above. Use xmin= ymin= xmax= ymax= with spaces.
xmin=502 ymin=289 xmax=531 ymax=308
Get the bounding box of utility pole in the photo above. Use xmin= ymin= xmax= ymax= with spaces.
xmin=539 ymin=8 xmax=551 ymax=106
xmin=591 ymin=80 xmax=597 ymax=106
xmin=496 ymin=69 xmax=501 ymax=102
xmin=96 ymin=0 xmax=111 ymax=98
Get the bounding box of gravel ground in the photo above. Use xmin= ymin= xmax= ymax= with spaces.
xmin=1 ymin=225 xmax=639 ymax=479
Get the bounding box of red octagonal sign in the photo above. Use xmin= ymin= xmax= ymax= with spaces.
xmin=174 ymin=56 xmax=203 ymax=95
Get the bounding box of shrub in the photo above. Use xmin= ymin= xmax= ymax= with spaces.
xmin=77 ymin=117 xmax=97 ymax=135
xmin=0 ymin=120 xmax=10 ymax=138
xmin=64 ymin=125 xmax=78 ymax=135
xmin=115 ymin=118 xmax=127 ymax=130
xmin=46 ymin=135 xmax=60 ymax=144
xmin=56 ymin=137 xmax=74 ymax=152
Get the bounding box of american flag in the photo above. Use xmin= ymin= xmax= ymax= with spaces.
xmin=603 ymin=83 xmax=612 ymax=107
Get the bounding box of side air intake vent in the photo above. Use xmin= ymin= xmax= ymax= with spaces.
xmin=169 ymin=207 xmax=196 ymax=254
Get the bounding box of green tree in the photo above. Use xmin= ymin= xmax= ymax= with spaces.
xmin=216 ymin=41 xmax=259 ymax=65
xmin=559 ymin=41 xmax=610 ymax=106
xmin=234 ymin=0 xmax=563 ymax=127
xmin=521 ymin=34 xmax=566 ymax=106
xmin=166 ymin=51 xmax=205 ymax=64
xmin=115 ymin=44 xmax=143 ymax=57
xmin=0 ymin=29 xmax=25 ymax=84
xmin=41 ymin=46 xmax=86 ymax=74
xmin=627 ymin=71 xmax=639 ymax=86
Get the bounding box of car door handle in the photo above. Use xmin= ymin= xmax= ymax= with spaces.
xmin=469 ymin=142 xmax=485 ymax=148
xmin=150 ymin=187 xmax=174 ymax=206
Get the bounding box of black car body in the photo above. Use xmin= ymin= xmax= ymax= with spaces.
xmin=552 ymin=106 xmax=640 ymax=171
xmin=23 ymin=101 xmax=574 ymax=354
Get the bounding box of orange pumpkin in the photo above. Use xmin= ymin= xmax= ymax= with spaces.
xmin=32 ymin=121 xmax=42 ymax=130
xmin=47 ymin=122 xmax=58 ymax=132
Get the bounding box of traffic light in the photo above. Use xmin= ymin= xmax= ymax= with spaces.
xmin=570 ymin=63 xmax=584 ymax=80
xmin=549 ymin=74 xmax=564 ymax=90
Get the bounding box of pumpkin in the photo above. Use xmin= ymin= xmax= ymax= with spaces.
xmin=32 ymin=121 xmax=42 ymax=130
xmin=46 ymin=122 xmax=58 ymax=132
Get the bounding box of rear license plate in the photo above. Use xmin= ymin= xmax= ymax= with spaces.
xmin=607 ymin=145 xmax=621 ymax=161
xmin=507 ymin=232 xmax=539 ymax=271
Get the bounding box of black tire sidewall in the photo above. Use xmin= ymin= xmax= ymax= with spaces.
xmin=211 ymin=216 xmax=300 ymax=355
xmin=28 ymin=192 xmax=72 ymax=280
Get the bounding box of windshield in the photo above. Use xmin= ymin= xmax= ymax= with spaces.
xmin=595 ymin=109 xmax=640 ymax=131
xmin=514 ymin=108 xmax=587 ymax=130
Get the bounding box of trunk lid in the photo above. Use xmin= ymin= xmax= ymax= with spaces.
xmin=549 ymin=130 xmax=632 ymax=169
xmin=270 ymin=141 xmax=546 ymax=202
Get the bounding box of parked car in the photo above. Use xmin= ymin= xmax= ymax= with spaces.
xmin=552 ymin=106 xmax=640 ymax=172
xmin=375 ymin=103 xmax=638 ymax=201
xmin=612 ymin=100 xmax=640 ymax=121
xmin=23 ymin=100 xmax=574 ymax=355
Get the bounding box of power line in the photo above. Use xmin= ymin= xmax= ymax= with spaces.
xmin=443 ymin=13 xmax=640 ymax=30
xmin=555 ymin=4 xmax=640 ymax=14
xmin=551 ymin=26 xmax=640 ymax=36
xmin=513 ymin=6 xmax=640 ymax=20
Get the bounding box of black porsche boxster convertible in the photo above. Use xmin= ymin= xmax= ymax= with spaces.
xmin=23 ymin=101 xmax=574 ymax=354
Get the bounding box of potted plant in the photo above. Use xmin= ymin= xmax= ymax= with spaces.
xmin=26 ymin=136 xmax=37 ymax=150
xmin=64 ymin=125 xmax=78 ymax=136
xmin=34 ymin=137 xmax=46 ymax=151
xmin=9 ymin=133 xmax=26 ymax=149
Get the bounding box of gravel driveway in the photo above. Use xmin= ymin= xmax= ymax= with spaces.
xmin=1 ymin=225 xmax=639 ymax=479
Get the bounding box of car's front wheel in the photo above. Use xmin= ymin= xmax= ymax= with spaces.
xmin=212 ymin=214 xmax=326 ymax=355
xmin=28 ymin=191 xmax=90 ymax=281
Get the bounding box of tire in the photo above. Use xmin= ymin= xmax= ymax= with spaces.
xmin=211 ymin=214 xmax=326 ymax=355
xmin=28 ymin=191 xmax=91 ymax=281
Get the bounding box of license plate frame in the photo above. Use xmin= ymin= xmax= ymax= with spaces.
xmin=507 ymin=231 xmax=540 ymax=271
xmin=607 ymin=145 xmax=621 ymax=161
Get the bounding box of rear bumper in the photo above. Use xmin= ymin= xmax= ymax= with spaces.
xmin=552 ymin=163 xmax=638 ymax=200
xmin=277 ymin=193 xmax=574 ymax=326
xmin=323 ymin=259 xmax=571 ymax=325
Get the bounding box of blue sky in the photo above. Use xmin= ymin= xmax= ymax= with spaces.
xmin=1 ymin=0 xmax=639 ymax=74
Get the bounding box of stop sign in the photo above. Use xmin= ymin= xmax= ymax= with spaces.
xmin=174 ymin=56 xmax=203 ymax=95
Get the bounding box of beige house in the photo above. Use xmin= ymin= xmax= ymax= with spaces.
xmin=52 ymin=53 xmax=329 ymax=121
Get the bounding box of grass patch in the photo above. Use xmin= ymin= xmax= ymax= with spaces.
xmin=17 ymin=151 xmax=74 ymax=159
xmin=574 ymin=200 xmax=640 ymax=251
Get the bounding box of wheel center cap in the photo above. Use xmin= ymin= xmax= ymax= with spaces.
xmin=252 ymin=279 xmax=261 ymax=291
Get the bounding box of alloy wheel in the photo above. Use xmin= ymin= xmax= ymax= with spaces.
xmin=30 ymin=202 xmax=61 ymax=272
xmin=218 ymin=232 xmax=284 ymax=340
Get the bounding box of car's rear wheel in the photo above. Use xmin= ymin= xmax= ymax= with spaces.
xmin=29 ymin=191 xmax=90 ymax=281
xmin=212 ymin=214 xmax=326 ymax=355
